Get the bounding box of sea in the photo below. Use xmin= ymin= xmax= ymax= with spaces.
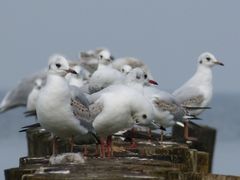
xmin=0 ymin=91 xmax=239 ymax=179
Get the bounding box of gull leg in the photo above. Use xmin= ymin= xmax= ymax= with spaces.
xmin=83 ymin=145 xmax=88 ymax=156
xmin=130 ymin=128 xmax=137 ymax=148
xmin=100 ymin=138 xmax=106 ymax=158
xmin=106 ymin=135 xmax=112 ymax=158
xmin=159 ymin=126 xmax=166 ymax=145
xmin=160 ymin=129 xmax=164 ymax=143
xmin=184 ymin=121 xmax=197 ymax=141
xmin=95 ymin=144 xmax=99 ymax=157
xmin=148 ymin=128 xmax=152 ymax=143
xmin=52 ymin=136 xmax=57 ymax=155
xmin=69 ymin=135 xmax=74 ymax=152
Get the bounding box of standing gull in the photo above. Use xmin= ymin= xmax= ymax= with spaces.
xmin=172 ymin=52 xmax=224 ymax=140
xmin=36 ymin=54 xmax=97 ymax=154
xmin=125 ymin=68 xmax=187 ymax=141
xmin=89 ymin=84 xmax=153 ymax=157
xmin=88 ymin=49 xmax=124 ymax=94
xmin=25 ymin=78 xmax=44 ymax=114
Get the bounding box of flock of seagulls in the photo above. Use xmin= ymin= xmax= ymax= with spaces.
xmin=0 ymin=48 xmax=224 ymax=157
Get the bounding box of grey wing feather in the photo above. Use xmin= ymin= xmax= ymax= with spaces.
xmin=0 ymin=69 xmax=47 ymax=113
xmin=173 ymin=87 xmax=204 ymax=107
xmin=70 ymin=98 xmax=95 ymax=132
xmin=89 ymin=101 xmax=104 ymax=120
xmin=153 ymin=98 xmax=185 ymax=121
xmin=70 ymin=86 xmax=90 ymax=107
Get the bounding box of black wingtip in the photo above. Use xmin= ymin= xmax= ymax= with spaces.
xmin=24 ymin=110 xmax=37 ymax=117
xmin=183 ymin=106 xmax=212 ymax=110
xmin=19 ymin=123 xmax=41 ymax=132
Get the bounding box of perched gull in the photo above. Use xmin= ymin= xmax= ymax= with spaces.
xmin=0 ymin=57 xmax=80 ymax=113
xmin=125 ymin=68 xmax=187 ymax=141
xmin=36 ymin=54 xmax=97 ymax=154
xmin=120 ymin=64 xmax=132 ymax=75
xmin=172 ymin=52 xmax=224 ymax=139
xmin=112 ymin=57 xmax=154 ymax=79
xmin=89 ymin=84 xmax=153 ymax=157
xmin=88 ymin=49 xmax=124 ymax=94
xmin=79 ymin=48 xmax=111 ymax=74
xmin=65 ymin=65 xmax=89 ymax=88
xmin=26 ymin=78 xmax=44 ymax=112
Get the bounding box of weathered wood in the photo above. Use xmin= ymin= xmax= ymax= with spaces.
xmin=5 ymin=125 xmax=239 ymax=180
xmin=172 ymin=123 xmax=216 ymax=172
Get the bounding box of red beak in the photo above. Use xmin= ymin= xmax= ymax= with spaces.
xmin=148 ymin=79 xmax=158 ymax=85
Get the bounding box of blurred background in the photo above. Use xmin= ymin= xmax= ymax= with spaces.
xmin=0 ymin=0 xmax=239 ymax=179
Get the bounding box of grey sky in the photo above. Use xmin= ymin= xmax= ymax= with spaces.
xmin=0 ymin=0 xmax=239 ymax=93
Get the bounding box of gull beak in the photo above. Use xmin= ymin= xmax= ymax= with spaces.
xmin=110 ymin=55 xmax=115 ymax=61
xmin=148 ymin=79 xmax=158 ymax=85
xmin=65 ymin=69 xmax=78 ymax=74
xmin=214 ymin=60 xmax=224 ymax=66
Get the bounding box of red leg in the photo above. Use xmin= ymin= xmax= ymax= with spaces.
xmin=83 ymin=145 xmax=88 ymax=156
xmin=95 ymin=144 xmax=99 ymax=157
xmin=100 ymin=138 xmax=106 ymax=158
xmin=106 ymin=135 xmax=112 ymax=158
xmin=148 ymin=128 xmax=152 ymax=142
xmin=184 ymin=121 xmax=197 ymax=141
xmin=69 ymin=135 xmax=74 ymax=152
xmin=130 ymin=128 xmax=137 ymax=148
xmin=52 ymin=135 xmax=57 ymax=155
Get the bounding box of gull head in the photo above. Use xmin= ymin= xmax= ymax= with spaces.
xmin=131 ymin=103 xmax=154 ymax=126
xmin=120 ymin=64 xmax=132 ymax=75
xmin=98 ymin=49 xmax=114 ymax=65
xmin=34 ymin=78 xmax=43 ymax=90
xmin=198 ymin=52 xmax=224 ymax=68
xmin=48 ymin=54 xmax=77 ymax=77
xmin=126 ymin=67 xmax=158 ymax=86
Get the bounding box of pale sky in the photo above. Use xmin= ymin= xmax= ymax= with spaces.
xmin=0 ymin=0 xmax=239 ymax=93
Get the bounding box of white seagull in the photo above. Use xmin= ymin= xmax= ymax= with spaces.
xmin=88 ymin=49 xmax=124 ymax=94
xmin=87 ymin=83 xmax=154 ymax=157
xmin=26 ymin=78 xmax=44 ymax=112
xmin=36 ymin=54 xmax=97 ymax=154
xmin=172 ymin=52 xmax=224 ymax=140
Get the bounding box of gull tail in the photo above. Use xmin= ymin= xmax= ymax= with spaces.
xmin=19 ymin=123 xmax=41 ymax=132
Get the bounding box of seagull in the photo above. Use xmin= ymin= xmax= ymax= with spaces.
xmin=65 ymin=65 xmax=89 ymax=88
xmin=125 ymin=68 xmax=187 ymax=141
xmin=88 ymin=49 xmax=124 ymax=94
xmin=0 ymin=58 xmax=80 ymax=113
xmin=36 ymin=54 xmax=97 ymax=154
xmin=89 ymin=84 xmax=154 ymax=157
xmin=25 ymin=78 xmax=44 ymax=114
xmin=172 ymin=52 xmax=224 ymax=140
xmin=79 ymin=48 xmax=111 ymax=74
xmin=120 ymin=64 xmax=132 ymax=75
xmin=112 ymin=57 xmax=154 ymax=79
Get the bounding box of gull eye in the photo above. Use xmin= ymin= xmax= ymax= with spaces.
xmin=99 ymin=55 xmax=103 ymax=59
xmin=56 ymin=63 xmax=61 ymax=68
xmin=206 ymin=57 xmax=211 ymax=61
xmin=142 ymin=114 xmax=147 ymax=119
xmin=136 ymin=75 xmax=140 ymax=79
xmin=144 ymin=74 xmax=148 ymax=79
